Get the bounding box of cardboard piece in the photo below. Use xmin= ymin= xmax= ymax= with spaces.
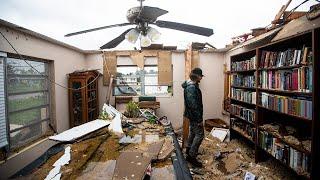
xmin=158 ymin=51 xmax=172 ymax=86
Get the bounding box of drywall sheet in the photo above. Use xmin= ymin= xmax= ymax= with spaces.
xmin=49 ymin=120 xmax=110 ymax=142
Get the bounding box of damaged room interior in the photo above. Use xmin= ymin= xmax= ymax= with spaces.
xmin=1 ymin=0 xmax=320 ymax=179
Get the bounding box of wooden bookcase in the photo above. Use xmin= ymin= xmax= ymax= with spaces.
xmin=68 ymin=70 xmax=99 ymax=127
xmin=229 ymin=29 xmax=319 ymax=179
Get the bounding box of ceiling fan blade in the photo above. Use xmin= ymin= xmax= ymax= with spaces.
xmin=100 ymin=28 xmax=133 ymax=49
xmin=154 ymin=20 xmax=214 ymax=37
xmin=138 ymin=6 xmax=168 ymax=22
xmin=65 ymin=23 xmax=133 ymax=37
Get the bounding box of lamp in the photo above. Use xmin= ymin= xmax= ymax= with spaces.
xmin=147 ymin=27 xmax=161 ymax=42
xmin=140 ymin=35 xmax=151 ymax=47
xmin=125 ymin=28 xmax=140 ymax=44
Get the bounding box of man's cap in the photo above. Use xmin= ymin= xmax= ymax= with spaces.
xmin=191 ymin=68 xmax=204 ymax=77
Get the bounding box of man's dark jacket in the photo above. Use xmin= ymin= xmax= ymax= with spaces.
xmin=182 ymin=80 xmax=203 ymax=124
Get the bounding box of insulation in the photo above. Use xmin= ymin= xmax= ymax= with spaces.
xmin=158 ymin=51 xmax=172 ymax=86
xmin=103 ymin=51 xmax=117 ymax=85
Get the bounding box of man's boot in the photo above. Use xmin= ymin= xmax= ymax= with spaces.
xmin=186 ymin=155 xmax=203 ymax=168
xmin=186 ymin=147 xmax=190 ymax=156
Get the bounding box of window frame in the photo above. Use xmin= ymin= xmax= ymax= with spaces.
xmin=5 ymin=53 xmax=52 ymax=149
xmin=114 ymin=63 xmax=172 ymax=97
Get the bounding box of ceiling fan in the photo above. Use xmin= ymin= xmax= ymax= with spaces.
xmin=65 ymin=0 xmax=214 ymax=49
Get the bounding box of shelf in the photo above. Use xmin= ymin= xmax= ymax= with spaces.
xmin=231 ymin=127 xmax=255 ymax=144
xmin=231 ymin=86 xmax=256 ymax=91
xmin=258 ymin=64 xmax=311 ymax=71
xmin=257 ymin=88 xmax=312 ymax=96
xmin=88 ymin=98 xmax=96 ymax=103
xmin=258 ymin=128 xmax=311 ymax=155
xmin=230 ymin=98 xmax=256 ymax=106
xmin=257 ymin=105 xmax=312 ymax=122
xmin=231 ymin=69 xmax=256 ymax=73
xmin=230 ymin=114 xmax=255 ymax=126
xmin=257 ymin=146 xmax=310 ymax=179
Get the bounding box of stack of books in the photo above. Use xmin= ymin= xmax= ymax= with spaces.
xmin=230 ymin=104 xmax=255 ymax=123
xmin=231 ymin=74 xmax=255 ymax=88
xmin=231 ymin=88 xmax=256 ymax=104
xmin=259 ymin=66 xmax=313 ymax=92
xmin=259 ymin=47 xmax=312 ymax=69
xmin=231 ymin=56 xmax=256 ymax=71
xmin=260 ymin=92 xmax=312 ymax=119
xmin=259 ymin=131 xmax=311 ymax=174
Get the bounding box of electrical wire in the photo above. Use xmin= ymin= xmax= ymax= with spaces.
xmin=0 ymin=31 xmax=100 ymax=91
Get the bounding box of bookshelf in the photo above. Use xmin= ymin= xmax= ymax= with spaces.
xmin=229 ymin=28 xmax=319 ymax=179
xmin=229 ymin=49 xmax=257 ymax=148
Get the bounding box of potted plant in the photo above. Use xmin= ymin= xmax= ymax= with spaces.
xmin=124 ymin=101 xmax=140 ymax=118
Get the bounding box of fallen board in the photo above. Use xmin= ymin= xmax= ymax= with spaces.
xmin=113 ymin=152 xmax=152 ymax=180
xmin=49 ymin=120 xmax=110 ymax=142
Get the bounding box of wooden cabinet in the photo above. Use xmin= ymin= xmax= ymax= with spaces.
xmin=68 ymin=70 xmax=99 ymax=127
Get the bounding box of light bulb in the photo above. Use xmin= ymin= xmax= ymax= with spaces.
xmin=140 ymin=35 xmax=151 ymax=47
xmin=125 ymin=29 xmax=140 ymax=44
xmin=147 ymin=27 xmax=161 ymax=42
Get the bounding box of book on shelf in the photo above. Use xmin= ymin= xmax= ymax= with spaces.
xmin=230 ymin=104 xmax=255 ymax=123
xmin=259 ymin=46 xmax=312 ymax=69
xmin=231 ymin=88 xmax=256 ymax=104
xmin=231 ymin=74 xmax=255 ymax=88
xmin=231 ymin=56 xmax=256 ymax=71
xmin=260 ymin=92 xmax=312 ymax=120
xmin=259 ymin=130 xmax=311 ymax=174
xmin=259 ymin=65 xmax=313 ymax=92
xmin=231 ymin=118 xmax=255 ymax=140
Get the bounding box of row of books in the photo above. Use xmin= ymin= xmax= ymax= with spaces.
xmin=231 ymin=74 xmax=255 ymax=88
xmin=259 ymin=47 xmax=312 ymax=69
xmin=231 ymin=56 xmax=256 ymax=71
xmin=231 ymin=88 xmax=256 ymax=104
xmin=260 ymin=92 xmax=312 ymax=120
xmin=230 ymin=104 xmax=255 ymax=123
xmin=231 ymin=118 xmax=256 ymax=140
xmin=259 ymin=66 xmax=313 ymax=92
xmin=259 ymin=130 xmax=310 ymax=174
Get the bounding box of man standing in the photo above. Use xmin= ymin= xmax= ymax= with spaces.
xmin=181 ymin=68 xmax=204 ymax=168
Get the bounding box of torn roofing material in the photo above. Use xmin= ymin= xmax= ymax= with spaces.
xmin=49 ymin=120 xmax=110 ymax=142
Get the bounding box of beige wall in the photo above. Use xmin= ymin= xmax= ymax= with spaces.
xmin=85 ymin=51 xmax=226 ymax=129
xmin=0 ymin=26 xmax=87 ymax=132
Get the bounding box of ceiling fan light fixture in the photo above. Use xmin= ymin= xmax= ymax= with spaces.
xmin=147 ymin=27 xmax=161 ymax=42
xmin=125 ymin=28 xmax=140 ymax=44
xmin=140 ymin=35 xmax=151 ymax=47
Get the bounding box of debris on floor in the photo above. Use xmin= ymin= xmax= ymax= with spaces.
xmin=192 ymin=131 xmax=298 ymax=180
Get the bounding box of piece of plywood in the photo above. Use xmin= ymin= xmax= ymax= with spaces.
xmin=130 ymin=52 xmax=145 ymax=69
xmin=103 ymin=51 xmax=117 ymax=85
xmin=185 ymin=48 xmax=192 ymax=80
xmin=191 ymin=50 xmax=200 ymax=69
xmin=113 ymin=152 xmax=152 ymax=180
xmin=158 ymin=51 xmax=172 ymax=86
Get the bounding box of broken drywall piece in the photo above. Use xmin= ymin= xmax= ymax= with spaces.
xmin=45 ymin=146 xmax=71 ymax=180
xmin=51 ymin=173 xmax=62 ymax=180
xmin=119 ymin=135 xmax=142 ymax=144
xmin=103 ymin=104 xmax=124 ymax=135
xmin=53 ymin=146 xmax=71 ymax=167
xmin=45 ymin=166 xmax=61 ymax=180
xmin=210 ymin=128 xmax=229 ymax=142
xmin=244 ymin=172 xmax=256 ymax=180
xmin=49 ymin=120 xmax=110 ymax=142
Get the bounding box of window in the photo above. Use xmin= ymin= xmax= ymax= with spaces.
xmin=6 ymin=57 xmax=50 ymax=148
xmin=114 ymin=57 xmax=172 ymax=96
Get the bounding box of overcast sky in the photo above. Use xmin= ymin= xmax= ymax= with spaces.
xmin=0 ymin=0 xmax=318 ymax=50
